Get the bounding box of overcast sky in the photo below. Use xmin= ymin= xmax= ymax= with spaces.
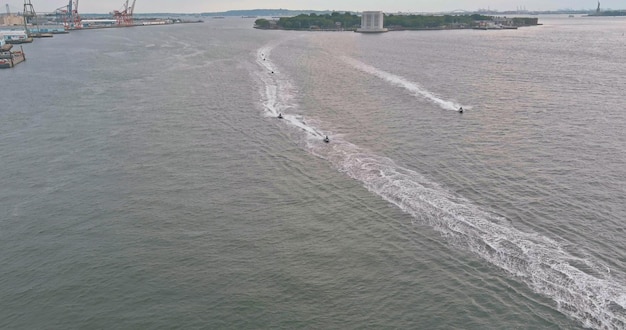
xmin=5 ymin=0 xmax=623 ymax=14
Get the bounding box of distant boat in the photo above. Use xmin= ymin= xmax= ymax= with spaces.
xmin=569 ymin=15 xmax=575 ymax=17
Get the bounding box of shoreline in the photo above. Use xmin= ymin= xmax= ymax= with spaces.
xmin=254 ymin=24 xmax=541 ymax=32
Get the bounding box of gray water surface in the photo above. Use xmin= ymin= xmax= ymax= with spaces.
xmin=1 ymin=16 xmax=625 ymax=329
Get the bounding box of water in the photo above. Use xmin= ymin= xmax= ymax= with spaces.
xmin=1 ymin=16 xmax=625 ymax=329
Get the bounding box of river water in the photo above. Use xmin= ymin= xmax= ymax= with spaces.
xmin=1 ymin=15 xmax=625 ymax=329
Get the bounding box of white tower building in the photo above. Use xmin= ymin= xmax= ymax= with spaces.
xmin=356 ymin=11 xmax=388 ymax=33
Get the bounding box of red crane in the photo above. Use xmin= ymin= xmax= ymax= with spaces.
xmin=54 ymin=0 xmax=81 ymax=30
xmin=112 ymin=0 xmax=137 ymax=26
xmin=61 ymin=0 xmax=81 ymax=29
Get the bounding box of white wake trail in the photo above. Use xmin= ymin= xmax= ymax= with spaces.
xmin=342 ymin=56 xmax=465 ymax=111
xmin=255 ymin=45 xmax=626 ymax=330
xmin=255 ymin=44 xmax=326 ymax=139
xmin=311 ymin=140 xmax=626 ymax=330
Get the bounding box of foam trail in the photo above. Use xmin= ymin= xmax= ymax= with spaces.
xmin=255 ymin=45 xmax=326 ymax=140
xmin=256 ymin=47 xmax=284 ymax=117
xmin=257 ymin=46 xmax=277 ymax=73
xmin=342 ymin=56 xmax=464 ymax=111
xmin=311 ymin=141 xmax=626 ymax=329
xmin=255 ymin=45 xmax=626 ymax=330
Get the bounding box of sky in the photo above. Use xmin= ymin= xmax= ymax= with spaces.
xmin=4 ymin=0 xmax=624 ymax=14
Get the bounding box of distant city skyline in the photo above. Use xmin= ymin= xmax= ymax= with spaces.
xmin=3 ymin=0 xmax=624 ymax=14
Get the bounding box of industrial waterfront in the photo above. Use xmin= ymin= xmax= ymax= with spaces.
xmin=0 ymin=0 xmax=203 ymax=68
xmin=1 ymin=0 xmax=200 ymax=31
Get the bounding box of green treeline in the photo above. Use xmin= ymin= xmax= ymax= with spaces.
xmin=254 ymin=19 xmax=271 ymax=29
xmin=255 ymin=12 xmax=538 ymax=30
xmin=256 ymin=12 xmax=360 ymax=30
xmin=385 ymin=14 xmax=491 ymax=28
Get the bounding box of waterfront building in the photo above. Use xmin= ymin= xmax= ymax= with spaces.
xmin=0 ymin=30 xmax=32 ymax=43
xmin=357 ymin=11 xmax=388 ymax=33
xmin=0 ymin=14 xmax=25 ymax=26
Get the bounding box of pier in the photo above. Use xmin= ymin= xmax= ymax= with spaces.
xmin=0 ymin=45 xmax=26 ymax=69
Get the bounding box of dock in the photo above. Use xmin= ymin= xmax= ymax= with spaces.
xmin=0 ymin=46 xmax=26 ymax=69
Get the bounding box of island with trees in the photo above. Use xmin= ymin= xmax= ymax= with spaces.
xmin=254 ymin=12 xmax=539 ymax=31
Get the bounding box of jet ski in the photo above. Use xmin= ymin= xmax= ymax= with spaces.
xmin=277 ymin=113 xmax=283 ymax=119
xmin=323 ymin=136 xmax=330 ymax=143
xmin=459 ymin=107 xmax=463 ymax=113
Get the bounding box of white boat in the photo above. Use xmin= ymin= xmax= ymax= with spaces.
xmin=0 ymin=30 xmax=33 ymax=44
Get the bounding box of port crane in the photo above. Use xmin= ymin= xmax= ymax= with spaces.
xmin=55 ymin=0 xmax=82 ymax=29
xmin=22 ymin=0 xmax=36 ymax=20
xmin=112 ymin=0 xmax=137 ymax=26
xmin=22 ymin=0 xmax=39 ymax=36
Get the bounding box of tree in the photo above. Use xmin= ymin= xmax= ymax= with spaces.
xmin=254 ymin=19 xmax=270 ymax=29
